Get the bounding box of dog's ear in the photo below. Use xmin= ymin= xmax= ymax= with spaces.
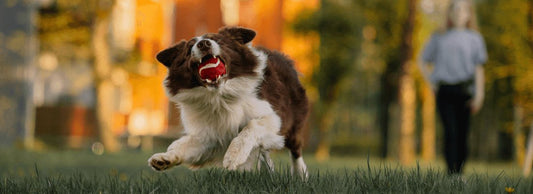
xmin=156 ymin=40 xmax=187 ymax=68
xmin=219 ymin=27 xmax=256 ymax=45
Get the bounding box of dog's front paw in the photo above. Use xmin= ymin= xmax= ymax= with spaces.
xmin=148 ymin=152 xmax=180 ymax=171
xmin=223 ymin=138 xmax=251 ymax=170
xmin=223 ymin=154 xmax=243 ymax=170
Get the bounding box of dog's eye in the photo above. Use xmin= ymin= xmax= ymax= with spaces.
xmin=186 ymin=46 xmax=192 ymax=56
xmin=185 ymin=40 xmax=197 ymax=56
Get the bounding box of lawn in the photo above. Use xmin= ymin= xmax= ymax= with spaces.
xmin=0 ymin=148 xmax=531 ymax=193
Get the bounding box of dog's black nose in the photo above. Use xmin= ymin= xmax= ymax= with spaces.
xmin=197 ymin=40 xmax=211 ymax=51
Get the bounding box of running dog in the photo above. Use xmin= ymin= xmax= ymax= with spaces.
xmin=148 ymin=27 xmax=309 ymax=178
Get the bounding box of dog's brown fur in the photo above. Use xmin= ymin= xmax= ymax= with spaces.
xmin=257 ymin=48 xmax=308 ymax=159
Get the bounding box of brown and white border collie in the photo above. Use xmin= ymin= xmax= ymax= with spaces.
xmin=148 ymin=27 xmax=309 ymax=178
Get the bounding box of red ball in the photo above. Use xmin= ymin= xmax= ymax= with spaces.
xmin=199 ymin=57 xmax=226 ymax=81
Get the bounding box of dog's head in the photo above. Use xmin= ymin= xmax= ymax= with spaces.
xmin=157 ymin=27 xmax=259 ymax=96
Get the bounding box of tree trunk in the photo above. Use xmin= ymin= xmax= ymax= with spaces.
xmin=397 ymin=0 xmax=418 ymax=165
xmin=421 ymin=84 xmax=436 ymax=161
xmin=387 ymin=100 xmax=401 ymax=159
xmin=399 ymin=72 xmax=416 ymax=165
xmin=528 ymin=0 xmax=533 ymax=50
xmin=523 ymin=122 xmax=533 ymax=176
xmin=514 ymin=106 xmax=525 ymax=167
xmin=379 ymin=0 xmax=418 ymax=162
xmin=524 ymin=0 xmax=533 ymax=170
xmin=93 ymin=12 xmax=120 ymax=152
xmin=315 ymin=102 xmax=336 ymax=161
xmin=378 ymin=72 xmax=394 ymax=158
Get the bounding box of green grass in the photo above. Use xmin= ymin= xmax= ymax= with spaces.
xmin=0 ymin=149 xmax=531 ymax=193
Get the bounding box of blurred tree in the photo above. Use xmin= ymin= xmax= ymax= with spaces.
xmin=293 ymin=0 xmax=363 ymax=161
xmin=38 ymin=0 xmax=120 ymax=151
xmin=415 ymin=0 xmax=443 ymax=162
xmin=92 ymin=0 xmax=120 ymax=152
xmin=474 ymin=0 xmax=529 ymax=161
xmin=521 ymin=0 xmax=533 ymax=128
xmin=397 ymin=0 xmax=419 ymax=165
xmin=38 ymin=1 xmax=93 ymax=61
xmin=293 ymin=0 xmax=420 ymax=162
xmin=511 ymin=0 xmax=533 ymax=166
xmin=395 ymin=0 xmax=418 ymax=164
xmin=357 ymin=0 xmax=419 ymax=162
xmin=419 ymin=78 xmax=436 ymax=161
xmin=414 ymin=32 xmax=437 ymax=163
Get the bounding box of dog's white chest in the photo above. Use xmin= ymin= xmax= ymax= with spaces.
xmin=175 ymin=89 xmax=274 ymax=145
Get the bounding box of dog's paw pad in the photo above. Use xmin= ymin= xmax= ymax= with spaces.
xmin=148 ymin=153 xmax=177 ymax=171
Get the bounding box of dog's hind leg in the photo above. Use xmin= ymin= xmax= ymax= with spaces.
xmin=286 ymin=126 xmax=308 ymax=179
xmin=223 ymin=114 xmax=284 ymax=170
xmin=258 ymin=150 xmax=275 ymax=172
xmin=286 ymin=145 xmax=308 ymax=179
xmin=291 ymin=154 xmax=308 ymax=179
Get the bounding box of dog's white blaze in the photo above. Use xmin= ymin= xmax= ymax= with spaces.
xmin=191 ymin=37 xmax=221 ymax=61
xmin=160 ymin=48 xmax=283 ymax=169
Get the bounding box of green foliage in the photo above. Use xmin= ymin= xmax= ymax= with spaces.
xmin=358 ymin=0 xmax=410 ymax=67
xmin=291 ymin=0 xmax=533 ymax=160
xmin=291 ymin=0 xmax=418 ymax=149
xmin=293 ymin=0 xmax=363 ymax=104
xmin=38 ymin=0 xmax=115 ymax=63
xmin=477 ymin=0 xmax=532 ymax=129
xmin=38 ymin=1 xmax=94 ymax=61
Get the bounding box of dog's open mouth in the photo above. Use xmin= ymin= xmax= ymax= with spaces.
xmin=198 ymin=55 xmax=226 ymax=85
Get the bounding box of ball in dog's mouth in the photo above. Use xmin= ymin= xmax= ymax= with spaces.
xmin=198 ymin=55 xmax=226 ymax=84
